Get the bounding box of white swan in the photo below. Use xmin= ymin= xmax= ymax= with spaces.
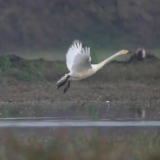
xmin=57 ymin=40 xmax=131 ymax=93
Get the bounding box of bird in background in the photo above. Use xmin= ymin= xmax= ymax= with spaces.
xmin=57 ymin=40 xmax=131 ymax=94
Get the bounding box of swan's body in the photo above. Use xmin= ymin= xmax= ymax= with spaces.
xmin=57 ymin=40 xmax=131 ymax=93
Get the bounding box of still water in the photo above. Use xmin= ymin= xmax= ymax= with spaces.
xmin=0 ymin=118 xmax=160 ymax=127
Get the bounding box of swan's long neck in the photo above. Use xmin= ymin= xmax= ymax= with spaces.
xmin=91 ymin=52 xmax=122 ymax=72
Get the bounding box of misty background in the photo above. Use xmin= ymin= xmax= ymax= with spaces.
xmin=0 ymin=0 xmax=160 ymax=62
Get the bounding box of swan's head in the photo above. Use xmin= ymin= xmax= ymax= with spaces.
xmin=119 ymin=50 xmax=132 ymax=55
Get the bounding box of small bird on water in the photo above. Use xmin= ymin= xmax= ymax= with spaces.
xmin=57 ymin=40 xmax=131 ymax=94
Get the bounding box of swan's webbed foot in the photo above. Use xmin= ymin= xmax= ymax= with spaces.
xmin=57 ymin=80 xmax=67 ymax=90
xmin=63 ymin=81 xmax=71 ymax=94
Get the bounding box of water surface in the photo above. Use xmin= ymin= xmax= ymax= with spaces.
xmin=0 ymin=118 xmax=160 ymax=127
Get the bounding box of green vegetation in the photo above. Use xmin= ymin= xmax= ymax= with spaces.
xmin=91 ymin=51 xmax=98 ymax=64
xmin=88 ymin=105 xmax=99 ymax=120
xmin=0 ymin=55 xmax=66 ymax=82
xmin=2 ymin=108 xmax=11 ymax=118
xmin=0 ymin=56 xmax=12 ymax=72
xmin=0 ymin=54 xmax=160 ymax=83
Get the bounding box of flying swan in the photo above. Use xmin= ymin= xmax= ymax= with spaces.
xmin=57 ymin=40 xmax=131 ymax=93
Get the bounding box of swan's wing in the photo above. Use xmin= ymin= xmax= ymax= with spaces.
xmin=66 ymin=41 xmax=92 ymax=72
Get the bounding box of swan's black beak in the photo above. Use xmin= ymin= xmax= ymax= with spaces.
xmin=128 ymin=50 xmax=132 ymax=54
xmin=124 ymin=50 xmax=132 ymax=54
xmin=126 ymin=50 xmax=132 ymax=54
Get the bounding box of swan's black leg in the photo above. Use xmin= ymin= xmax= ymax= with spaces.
xmin=57 ymin=75 xmax=70 ymax=90
xmin=63 ymin=81 xmax=70 ymax=94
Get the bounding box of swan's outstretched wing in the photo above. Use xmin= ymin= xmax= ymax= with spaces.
xmin=66 ymin=41 xmax=92 ymax=72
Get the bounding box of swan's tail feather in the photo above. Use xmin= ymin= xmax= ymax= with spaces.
xmin=57 ymin=74 xmax=70 ymax=90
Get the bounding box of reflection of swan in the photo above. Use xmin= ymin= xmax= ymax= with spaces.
xmin=57 ymin=40 xmax=131 ymax=93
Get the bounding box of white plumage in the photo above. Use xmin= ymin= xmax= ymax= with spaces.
xmin=66 ymin=40 xmax=92 ymax=73
xmin=57 ymin=40 xmax=131 ymax=94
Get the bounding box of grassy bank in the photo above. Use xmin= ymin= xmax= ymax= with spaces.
xmin=1 ymin=128 xmax=160 ymax=160
xmin=0 ymin=53 xmax=160 ymax=83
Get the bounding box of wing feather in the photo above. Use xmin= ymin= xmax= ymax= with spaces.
xmin=66 ymin=41 xmax=92 ymax=72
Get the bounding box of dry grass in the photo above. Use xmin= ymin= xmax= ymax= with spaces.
xmin=0 ymin=129 xmax=160 ymax=160
xmin=92 ymin=61 xmax=160 ymax=82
